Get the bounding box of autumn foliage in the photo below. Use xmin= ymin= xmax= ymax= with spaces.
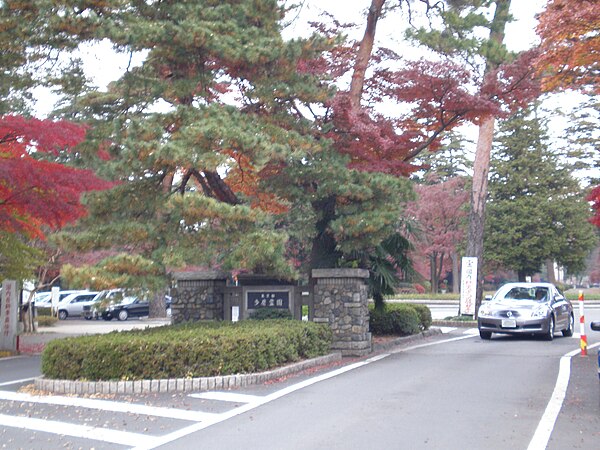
xmin=0 ymin=115 xmax=112 ymax=238
xmin=536 ymin=0 xmax=600 ymax=94
xmin=536 ymin=0 xmax=600 ymax=228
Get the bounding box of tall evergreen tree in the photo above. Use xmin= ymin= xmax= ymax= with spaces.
xmin=485 ymin=106 xmax=597 ymax=281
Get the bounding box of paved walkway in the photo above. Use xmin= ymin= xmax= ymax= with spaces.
xmin=17 ymin=318 xmax=171 ymax=354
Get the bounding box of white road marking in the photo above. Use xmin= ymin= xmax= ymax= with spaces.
xmin=0 ymin=377 xmax=37 ymax=387
xmin=132 ymin=338 xmax=472 ymax=450
xmin=527 ymin=341 xmax=600 ymax=450
xmin=0 ymin=390 xmax=217 ymax=422
xmin=132 ymin=353 xmax=391 ymax=450
xmin=463 ymin=328 xmax=480 ymax=335
xmin=389 ymin=333 xmax=477 ymax=355
xmin=437 ymin=327 xmax=457 ymax=333
xmin=0 ymin=413 xmax=155 ymax=447
xmin=189 ymin=392 xmax=263 ymax=403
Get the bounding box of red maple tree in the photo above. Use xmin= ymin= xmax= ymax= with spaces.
xmin=405 ymin=176 xmax=469 ymax=293
xmin=0 ymin=115 xmax=113 ymax=238
xmin=536 ymin=0 xmax=600 ymax=227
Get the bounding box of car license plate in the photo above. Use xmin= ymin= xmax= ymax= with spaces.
xmin=502 ymin=319 xmax=517 ymax=328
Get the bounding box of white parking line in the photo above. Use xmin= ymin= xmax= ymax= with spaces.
xmin=0 ymin=413 xmax=155 ymax=447
xmin=437 ymin=327 xmax=457 ymax=333
xmin=132 ymin=353 xmax=390 ymax=450
xmin=132 ymin=339 xmax=471 ymax=450
xmin=0 ymin=390 xmax=217 ymax=422
xmin=0 ymin=377 xmax=38 ymax=387
xmin=527 ymin=341 xmax=600 ymax=450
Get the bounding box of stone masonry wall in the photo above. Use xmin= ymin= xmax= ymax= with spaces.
xmin=312 ymin=269 xmax=371 ymax=357
xmin=172 ymin=273 xmax=226 ymax=324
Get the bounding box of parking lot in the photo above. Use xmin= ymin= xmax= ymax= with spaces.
xmin=17 ymin=317 xmax=172 ymax=354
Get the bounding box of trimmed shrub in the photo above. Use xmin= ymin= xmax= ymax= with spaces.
xmin=248 ymin=308 xmax=293 ymax=320
xmin=369 ymin=304 xmax=421 ymax=336
xmin=40 ymin=320 xmax=332 ymax=381
xmin=36 ymin=307 xmax=53 ymax=317
xmin=407 ymin=304 xmax=432 ymax=330
xmin=36 ymin=316 xmax=58 ymax=327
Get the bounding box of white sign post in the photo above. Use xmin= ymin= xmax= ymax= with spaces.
xmin=1 ymin=280 xmax=18 ymax=352
xmin=51 ymin=286 xmax=60 ymax=318
xmin=460 ymin=257 xmax=478 ymax=316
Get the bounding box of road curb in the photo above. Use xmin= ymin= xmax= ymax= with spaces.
xmin=32 ymin=327 xmax=446 ymax=395
xmin=433 ymin=320 xmax=477 ymax=328
xmin=372 ymin=328 xmax=443 ymax=352
xmin=34 ymin=352 xmax=343 ymax=395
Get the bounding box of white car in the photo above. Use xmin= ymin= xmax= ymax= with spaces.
xmin=35 ymin=290 xmax=86 ymax=307
xmin=57 ymin=291 xmax=100 ymax=320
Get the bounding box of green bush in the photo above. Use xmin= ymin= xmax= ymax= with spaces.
xmin=41 ymin=320 xmax=332 ymax=381
xmin=36 ymin=307 xmax=53 ymax=317
xmin=369 ymin=304 xmax=421 ymax=336
xmin=407 ymin=304 xmax=432 ymax=330
xmin=248 ymin=308 xmax=293 ymax=320
xmin=37 ymin=316 xmax=58 ymax=327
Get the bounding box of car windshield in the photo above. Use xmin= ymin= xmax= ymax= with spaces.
xmin=120 ymin=296 xmax=138 ymax=305
xmin=497 ymin=286 xmax=549 ymax=302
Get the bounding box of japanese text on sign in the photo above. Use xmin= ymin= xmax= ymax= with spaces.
xmin=247 ymin=291 xmax=290 ymax=309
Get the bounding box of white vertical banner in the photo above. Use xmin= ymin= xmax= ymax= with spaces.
xmin=51 ymin=286 xmax=60 ymax=316
xmin=460 ymin=257 xmax=478 ymax=316
xmin=1 ymin=280 xmax=18 ymax=351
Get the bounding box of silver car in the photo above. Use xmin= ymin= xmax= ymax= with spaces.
xmin=478 ymin=282 xmax=574 ymax=341
xmin=57 ymin=291 xmax=99 ymax=320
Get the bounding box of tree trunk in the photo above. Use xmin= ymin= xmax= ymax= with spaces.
xmin=466 ymin=0 xmax=511 ymax=317
xmin=467 ymin=116 xmax=495 ymax=312
xmin=452 ymin=252 xmax=460 ymax=294
xmin=348 ymin=0 xmax=386 ymax=109
xmin=546 ymin=259 xmax=557 ymax=284
xmin=430 ymin=254 xmax=437 ymax=294
xmin=149 ymin=289 xmax=167 ymax=318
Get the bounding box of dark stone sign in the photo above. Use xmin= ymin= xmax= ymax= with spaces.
xmin=247 ymin=291 xmax=290 ymax=309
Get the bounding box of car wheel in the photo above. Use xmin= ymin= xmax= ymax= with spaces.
xmin=84 ymin=316 xmax=92 ymax=321
xmin=58 ymin=310 xmax=68 ymax=320
xmin=479 ymin=329 xmax=492 ymax=340
xmin=562 ymin=314 xmax=574 ymax=337
xmin=544 ymin=316 xmax=555 ymax=341
xmin=118 ymin=309 xmax=128 ymax=321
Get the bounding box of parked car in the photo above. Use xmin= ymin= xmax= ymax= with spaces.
xmin=57 ymin=291 xmax=100 ymax=320
xmin=100 ymin=296 xmax=150 ymax=321
xmin=591 ymin=322 xmax=600 ymax=381
xmin=33 ymin=291 xmax=52 ymax=306
xmin=85 ymin=290 xmax=171 ymax=321
xmin=477 ymin=282 xmax=574 ymax=341
xmin=35 ymin=290 xmax=87 ymax=308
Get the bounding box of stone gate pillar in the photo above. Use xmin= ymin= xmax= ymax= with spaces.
xmin=171 ymin=271 xmax=227 ymax=324
xmin=311 ymin=269 xmax=371 ymax=356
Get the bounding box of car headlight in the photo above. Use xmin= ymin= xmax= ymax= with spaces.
xmin=531 ymin=305 xmax=549 ymax=318
xmin=478 ymin=304 xmax=494 ymax=317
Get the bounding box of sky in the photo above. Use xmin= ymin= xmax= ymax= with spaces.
xmin=38 ymin=0 xmax=548 ymax=105
xmin=33 ymin=0 xmax=595 ymax=181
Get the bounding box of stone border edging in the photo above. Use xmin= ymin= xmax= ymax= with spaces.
xmin=433 ymin=320 xmax=477 ymax=328
xmin=34 ymin=352 xmax=342 ymax=395
xmin=372 ymin=328 xmax=442 ymax=352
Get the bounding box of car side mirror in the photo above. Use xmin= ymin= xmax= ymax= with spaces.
xmin=484 ymin=295 xmax=492 ymax=301
xmin=591 ymin=321 xmax=600 ymax=332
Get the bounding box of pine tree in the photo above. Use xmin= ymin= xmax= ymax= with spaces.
xmin=486 ymin=106 xmax=597 ymax=280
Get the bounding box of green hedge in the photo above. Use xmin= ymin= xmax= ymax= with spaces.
xmin=37 ymin=316 xmax=58 ymax=327
xmin=406 ymin=304 xmax=432 ymax=330
xmin=248 ymin=308 xmax=293 ymax=320
xmin=369 ymin=303 xmax=431 ymax=335
xmin=41 ymin=320 xmax=332 ymax=381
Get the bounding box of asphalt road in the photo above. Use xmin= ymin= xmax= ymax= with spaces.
xmin=1 ymin=310 xmax=599 ymax=449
